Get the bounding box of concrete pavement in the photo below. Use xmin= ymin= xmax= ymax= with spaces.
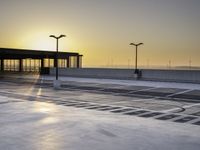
xmin=0 ymin=73 xmax=200 ymax=149
xmin=0 ymin=96 xmax=200 ymax=150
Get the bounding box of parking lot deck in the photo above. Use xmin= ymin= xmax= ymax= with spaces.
xmin=0 ymin=74 xmax=200 ymax=150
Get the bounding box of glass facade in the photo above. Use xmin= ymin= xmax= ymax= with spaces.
xmin=3 ymin=59 xmax=19 ymax=71
xmin=0 ymin=48 xmax=83 ymax=73
xmin=69 ymin=56 xmax=77 ymax=68
xmin=58 ymin=59 xmax=67 ymax=68
xmin=44 ymin=59 xmax=54 ymax=68
xmin=0 ymin=56 xmax=82 ymax=72
xmin=22 ymin=59 xmax=41 ymax=72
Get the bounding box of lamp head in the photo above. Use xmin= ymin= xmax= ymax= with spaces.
xmin=130 ymin=43 xmax=144 ymax=46
xmin=138 ymin=43 xmax=144 ymax=46
xmin=59 ymin=34 xmax=66 ymax=38
xmin=130 ymin=43 xmax=136 ymax=46
xmin=49 ymin=35 xmax=56 ymax=38
xmin=49 ymin=34 xmax=66 ymax=39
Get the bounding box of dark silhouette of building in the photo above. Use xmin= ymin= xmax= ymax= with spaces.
xmin=0 ymin=48 xmax=82 ymax=73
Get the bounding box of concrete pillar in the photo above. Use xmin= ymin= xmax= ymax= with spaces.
xmin=0 ymin=59 xmax=4 ymax=71
xmin=77 ymin=56 xmax=80 ymax=68
xmin=67 ymin=57 xmax=70 ymax=68
xmin=19 ymin=59 xmax=23 ymax=72
xmin=41 ymin=59 xmax=44 ymax=71
xmin=41 ymin=59 xmax=44 ymax=68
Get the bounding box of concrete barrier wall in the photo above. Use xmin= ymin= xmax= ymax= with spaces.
xmin=50 ymin=68 xmax=200 ymax=83
xmin=141 ymin=69 xmax=200 ymax=83
xmin=50 ymin=68 xmax=135 ymax=79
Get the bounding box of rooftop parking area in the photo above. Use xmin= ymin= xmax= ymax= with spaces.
xmin=0 ymin=73 xmax=200 ymax=149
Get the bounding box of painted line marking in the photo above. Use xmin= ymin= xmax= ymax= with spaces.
xmin=163 ymin=103 xmax=200 ymax=113
xmin=127 ymin=87 xmax=160 ymax=94
xmin=167 ymin=89 xmax=194 ymax=97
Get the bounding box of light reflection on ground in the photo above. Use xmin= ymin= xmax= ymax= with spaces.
xmin=40 ymin=116 xmax=59 ymax=124
xmin=32 ymin=102 xmax=58 ymax=113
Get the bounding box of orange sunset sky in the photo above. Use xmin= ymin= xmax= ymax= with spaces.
xmin=0 ymin=0 xmax=200 ymax=68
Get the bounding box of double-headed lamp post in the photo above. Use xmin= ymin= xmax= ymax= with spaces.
xmin=49 ymin=34 xmax=66 ymax=80
xmin=129 ymin=42 xmax=143 ymax=74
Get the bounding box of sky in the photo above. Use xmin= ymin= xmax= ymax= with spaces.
xmin=0 ymin=0 xmax=200 ymax=68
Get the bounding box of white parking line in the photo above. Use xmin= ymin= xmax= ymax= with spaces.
xmin=127 ymin=87 xmax=160 ymax=94
xmin=167 ymin=89 xmax=194 ymax=97
xmin=182 ymin=103 xmax=200 ymax=109
xmin=162 ymin=103 xmax=200 ymax=113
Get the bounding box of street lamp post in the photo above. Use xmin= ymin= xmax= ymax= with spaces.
xmin=129 ymin=42 xmax=143 ymax=74
xmin=49 ymin=34 xmax=66 ymax=80
xmin=50 ymin=34 xmax=66 ymax=89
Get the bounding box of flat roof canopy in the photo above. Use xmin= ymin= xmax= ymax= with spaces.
xmin=0 ymin=48 xmax=82 ymax=59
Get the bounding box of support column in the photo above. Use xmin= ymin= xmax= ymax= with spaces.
xmin=41 ymin=58 xmax=44 ymax=72
xmin=0 ymin=59 xmax=4 ymax=71
xmin=19 ymin=59 xmax=23 ymax=72
xmin=77 ymin=56 xmax=80 ymax=68
xmin=67 ymin=57 xmax=70 ymax=68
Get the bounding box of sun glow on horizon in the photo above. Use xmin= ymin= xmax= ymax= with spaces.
xmin=20 ymin=32 xmax=71 ymax=52
xmin=0 ymin=0 xmax=200 ymax=67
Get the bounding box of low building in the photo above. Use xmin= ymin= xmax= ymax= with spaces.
xmin=0 ymin=48 xmax=82 ymax=73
